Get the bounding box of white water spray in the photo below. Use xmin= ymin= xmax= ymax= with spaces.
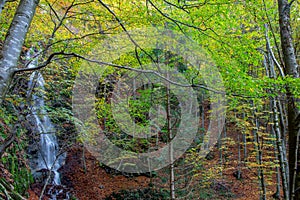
xmin=26 ymin=49 xmax=65 ymax=198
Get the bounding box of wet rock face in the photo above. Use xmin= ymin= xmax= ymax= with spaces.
xmin=31 ymin=179 xmax=71 ymax=200
xmin=27 ymin=128 xmax=40 ymax=172
xmin=32 ymin=169 xmax=55 ymax=184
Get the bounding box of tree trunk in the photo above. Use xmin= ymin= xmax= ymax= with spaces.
xmin=166 ymin=71 xmax=175 ymax=200
xmin=274 ymin=97 xmax=290 ymax=199
xmin=0 ymin=0 xmax=39 ymax=102
xmin=277 ymin=0 xmax=300 ymax=199
xmin=0 ymin=0 xmax=6 ymax=14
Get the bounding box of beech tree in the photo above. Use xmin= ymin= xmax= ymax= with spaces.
xmin=278 ymin=0 xmax=300 ymax=199
xmin=0 ymin=0 xmax=6 ymax=14
xmin=0 ymin=0 xmax=39 ymax=102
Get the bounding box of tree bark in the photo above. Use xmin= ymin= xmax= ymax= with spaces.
xmin=277 ymin=0 xmax=300 ymax=199
xmin=0 ymin=0 xmax=39 ymax=102
xmin=0 ymin=0 xmax=6 ymax=14
xmin=274 ymin=97 xmax=290 ymax=199
xmin=166 ymin=71 xmax=175 ymax=200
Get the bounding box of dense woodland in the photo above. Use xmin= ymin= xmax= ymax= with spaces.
xmin=0 ymin=0 xmax=299 ymax=199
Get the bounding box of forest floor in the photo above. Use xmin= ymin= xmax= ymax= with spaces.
xmin=26 ymin=120 xmax=279 ymax=200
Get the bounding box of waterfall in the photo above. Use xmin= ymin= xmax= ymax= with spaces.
xmin=26 ymin=49 xmax=66 ymax=199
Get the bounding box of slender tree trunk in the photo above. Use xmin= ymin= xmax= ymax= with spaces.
xmin=292 ymin=129 xmax=300 ymax=200
xmin=274 ymin=97 xmax=290 ymax=199
xmin=218 ymin=124 xmax=223 ymax=176
xmin=251 ymin=101 xmax=267 ymax=200
xmin=273 ymin=129 xmax=281 ymax=199
xmin=242 ymin=111 xmax=247 ymax=160
xmin=269 ymin=93 xmax=281 ymax=199
xmin=256 ymin=133 xmax=266 ymax=200
xmin=277 ymin=1 xmax=300 ymax=199
xmin=237 ymin=134 xmax=241 ymax=180
xmin=0 ymin=0 xmax=39 ymax=102
xmin=166 ymin=69 xmax=175 ymax=200
xmin=264 ymin=24 xmax=290 ymax=198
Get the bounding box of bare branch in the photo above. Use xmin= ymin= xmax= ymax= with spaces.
xmin=148 ymin=0 xmax=208 ymax=32
xmin=147 ymin=0 xmax=229 ymax=48
xmin=13 ymin=50 xmax=284 ymax=100
xmin=264 ymin=24 xmax=285 ymax=77
xmin=13 ymin=51 xmax=66 ymax=74
xmin=97 ymin=0 xmax=158 ymax=68
xmin=162 ymin=0 xmax=190 ymax=13
xmin=13 ymin=51 xmax=224 ymax=95
xmin=182 ymin=0 xmax=233 ymax=9
xmin=289 ymin=0 xmax=296 ymax=6
xmin=262 ymin=0 xmax=284 ymax=68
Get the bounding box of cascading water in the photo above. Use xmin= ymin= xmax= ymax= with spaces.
xmin=26 ymin=49 xmax=66 ymax=199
